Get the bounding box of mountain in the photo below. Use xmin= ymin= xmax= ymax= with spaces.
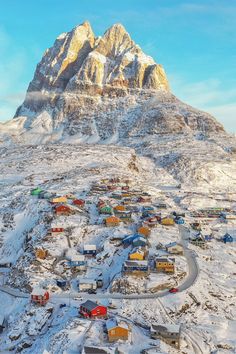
xmin=0 ymin=21 xmax=225 ymax=145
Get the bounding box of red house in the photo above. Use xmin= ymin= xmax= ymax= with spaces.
xmin=50 ymin=227 xmax=64 ymax=235
xmin=73 ymin=199 xmax=85 ymax=207
xmin=31 ymin=287 xmax=49 ymax=306
xmin=55 ymin=205 xmax=73 ymax=216
xmin=79 ymin=300 xmax=107 ymax=319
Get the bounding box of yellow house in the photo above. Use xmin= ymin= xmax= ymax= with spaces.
xmin=161 ymin=217 xmax=175 ymax=226
xmin=51 ymin=196 xmax=68 ymax=204
xmin=35 ymin=249 xmax=48 ymax=260
xmin=129 ymin=248 xmax=145 ymax=261
xmin=114 ymin=205 xmax=126 ymax=212
xmin=156 ymin=257 xmax=175 ymax=273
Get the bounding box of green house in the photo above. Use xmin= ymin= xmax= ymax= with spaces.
xmin=31 ymin=187 xmax=43 ymax=196
xmin=99 ymin=206 xmax=113 ymax=215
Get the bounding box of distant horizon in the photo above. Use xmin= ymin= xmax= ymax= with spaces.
xmin=0 ymin=0 xmax=235 ymax=133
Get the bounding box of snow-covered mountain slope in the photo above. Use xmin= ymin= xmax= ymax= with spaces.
xmin=0 ymin=21 xmax=225 ymax=145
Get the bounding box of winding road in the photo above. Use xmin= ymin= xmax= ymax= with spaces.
xmin=0 ymin=225 xmax=199 ymax=301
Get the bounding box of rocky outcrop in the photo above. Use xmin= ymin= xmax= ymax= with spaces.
xmin=3 ymin=21 xmax=225 ymax=144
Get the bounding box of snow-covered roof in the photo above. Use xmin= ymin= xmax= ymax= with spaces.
xmin=124 ymin=260 xmax=148 ymax=267
xmin=84 ymin=244 xmax=97 ymax=251
xmin=31 ymin=287 xmax=47 ymax=296
xmin=151 ymin=323 xmax=181 ymax=334
xmin=156 ymin=257 xmax=175 ymax=263
xmin=106 ymin=318 xmax=129 ymax=331
xmin=166 ymin=242 xmax=182 ymax=249
xmin=79 ymin=278 xmax=96 ymax=285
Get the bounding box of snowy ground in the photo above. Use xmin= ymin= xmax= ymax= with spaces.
xmin=0 ymin=144 xmax=235 ymax=353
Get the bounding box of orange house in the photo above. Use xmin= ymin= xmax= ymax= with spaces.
xmin=55 ymin=205 xmax=73 ymax=216
xmin=138 ymin=226 xmax=151 ymax=237
xmin=114 ymin=205 xmax=126 ymax=212
xmin=105 ymin=216 xmax=121 ymax=227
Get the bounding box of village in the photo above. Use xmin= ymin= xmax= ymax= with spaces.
xmin=1 ymin=173 xmax=235 ymax=353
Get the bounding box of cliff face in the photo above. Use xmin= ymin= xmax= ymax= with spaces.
xmin=9 ymin=21 xmax=224 ymax=144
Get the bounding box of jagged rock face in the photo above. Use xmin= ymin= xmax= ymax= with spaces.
xmin=10 ymin=21 xmax=225 ymax=144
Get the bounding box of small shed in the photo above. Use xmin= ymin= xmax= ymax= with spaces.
xmin=105 ymin=216 xmax=121 ymax=227
xmin=56 ymin=279 xmax=68 ymax=289
xmin=31 ymin=287 xmax=49 ymax=306
xmin=106 ymin=318 xmax=129 ymax=342
xmin=83 ymin=244 xmax=97 ymax=256
xmin=79 ymin=300 xmax=107 ymax=319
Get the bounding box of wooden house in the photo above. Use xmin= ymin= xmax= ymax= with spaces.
xmin=138 ymin=226 xmax=151 ymax=237
xmin=31 ymin=187 xmax=43 ymax=196
xmin=35 ymin=248 xmax=48 ymax=260
xmin=105 ymin=216 xmax=121 ymax=227
xmin=129 ymin=247 xmax=146 ymax=261
xmin=83 ymin=244 xmax=97 ymax=256
xmin=79 ymin=300 xmax=107 ymax=319
xmin=82 ymin=346 xmax=110 ymax=354
xmin=55 ymin=205 xmax=73 ymax=216
xmin=123 ymin=260 xmax=149 ymax=275
xmin=106 ymin=318 xmax=129 ymax=342
xmin=175 ymin=217 xmax=185 ymax=225
xmin=138 ymin=196 xmax=152 ymax=203
xmin=161 ymin=217 xmax=175 ymax=226
xmin=156 ymin=257 xmax=175 ymax=273
xmin=50 ymin=227 xmax=65 ymax=236
xmin=51 ymin=196 xmax=68 ymax=204
xmin=221 ymin=233 xmax=233 ymax=243
xmin=31 ymin=287 xmax=49 ymax=306
xmin=115 ymin=211 xmax=132 ymax=222
xmin=165 ymin=242 xmax=183 ymax=255
xmin=56 ymin=279 xmax=68 ymax=289
xmin=132 ymin=235 xmax=147 ymax=247
xmin=150 ymin=323 xmax=181 ymax=349
xmin=73 ymin=199 xmax=85 ymax=207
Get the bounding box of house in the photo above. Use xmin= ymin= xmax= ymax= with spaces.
xmin=82 ymin=346 xmax=113 ymax=354
xmin=115 ymin=211 xmax=132 ymax=222
xmin=165 ymin=242 xmax=183 ymax=255
xmin=138 ymin=226 xmax=151 ymax=237
xmin=156 ymin=257 xmax=175 ymax=273
xmin=221 ymin=233 xmax=233 ymax=243
xmin=150 ymin=323 xmax=181 ymax=349
xmin=114 ymin=205 xmax=126 ymax=212
xmin=66 ymin=253 xmax=87 ymax=270
xmin=96 ymin=277 xmax=103 ymax=288
xmin=105 ymin=216 xmax=121 ymax=227
xmin=129 ymin=247 xmax=146 ymax=261
xmin=35 ymin=248 xmax=48 ymax=260
xmin=79 ymin=300 xmax=107 ymax=319
xmin=83 ymin=244 xmax=97 ymax=256
xmin=155 ymin=202 xmax=167 ymax=209
xmin=138 ymin=196 xmax=152 ymax=203
xmin=190 ymin=222 xmax=201 ymax=231
xmin=56 ymin=279 xmax=68 ymax=289
xmin=31 ymin=187 xmax=43 ymax=196
xmin=65 ymin=193 xmax=76 ymax=199
xmin=78 ymin=279 xmax=97 ymax=292
xmin=73 ymin=199 xmax=85 ymax=207
xmin=38 ymin=191 xmax=55 ymax=199
xmin=100 ymin=205 xmax=113 ymax=215
xmin=132 ymin=235 xmax=147 ymax=247
xmin=51 ymin=196 xmax=68 ymax=204
xmin=106 ymin=318 xmax=129 ymax=342
xmin=143 ymin=217 xmax=159 ymax=228
xmin=31 ymin=287 xmax=49 ymax=306
xmin=161 ymin=217 xmax=175 ymax=226
xmin=123 ymin=260 xmax=149 ymax=275
xmin=55 ymin=205 xmax=73 ymax=216
xmin=50 ymin=227 xmax=65 ymax=236
xmin=175 ymin=217 xmax=185 ymax=225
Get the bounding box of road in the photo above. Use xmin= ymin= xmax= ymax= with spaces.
xmin=0 ymin=225 xmax=199 ymax=301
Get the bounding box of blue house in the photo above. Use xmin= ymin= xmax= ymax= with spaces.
xmin=123 ymin=260 xmax=149 ymax=274
xmin=56 ymin=279 xmax=68 ymax=289
xmin=175 ymin=217 xmax=185 ymax=225
xmin=132 ymin=235 xmax=147 ymax=247
xmin=221 ymin=233 xmax=233 ymax=243
xmin=83 ymin=244 xmax=97 ymax=256
xmin=122 ymin=234 xmax=140 ymax=246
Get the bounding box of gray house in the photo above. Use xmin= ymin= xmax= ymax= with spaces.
xmin=150 ymin=323 xmax=181 ymax=349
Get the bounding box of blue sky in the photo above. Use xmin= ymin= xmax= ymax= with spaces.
xmin=0 ymin=0 xmax=235 ymax=132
